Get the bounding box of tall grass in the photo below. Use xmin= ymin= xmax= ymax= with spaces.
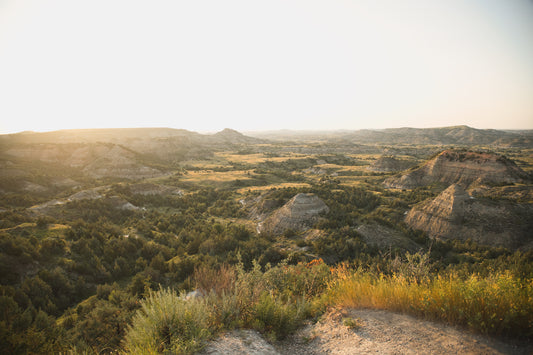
xmin=123 ymin=255 xmax=532 ymax=354
xmin=328 ymin=265 xmax=533 ymax=338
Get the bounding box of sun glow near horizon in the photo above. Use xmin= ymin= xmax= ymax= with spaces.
xmin=1 ymin=0 xmax=532 ymax=134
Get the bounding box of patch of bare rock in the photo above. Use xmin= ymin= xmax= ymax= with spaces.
xmin=258 ymin=193 xmax=329 ymax=235
xmin=201 ymin=308 xmax=531 ymax=354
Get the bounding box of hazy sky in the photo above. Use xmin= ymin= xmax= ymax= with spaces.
xmin=1 ymin=0 xmax=532 ymax=134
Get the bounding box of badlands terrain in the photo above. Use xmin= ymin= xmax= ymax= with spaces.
xmin=0 ymin=125 xmax=532 ymax=353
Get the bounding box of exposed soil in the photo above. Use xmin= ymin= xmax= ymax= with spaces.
xmin=200 ymin=308 xmax=532 ymax=355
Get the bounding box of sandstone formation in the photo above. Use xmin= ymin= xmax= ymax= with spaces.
xmin=245 ymin=195 xmax=284 ymax=222
xmin=258 ymin=193 xmax=329 ymax=235
xmin=367 ymin=156 xmax=415 ymax=173
xmin=405 ymin=184 xmax=533 ymax=249
xmin=384 ymin=150 xmax=528 ymax=189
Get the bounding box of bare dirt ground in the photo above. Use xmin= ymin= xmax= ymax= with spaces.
xmin=200 ymin=308 xmax=532 ymax=355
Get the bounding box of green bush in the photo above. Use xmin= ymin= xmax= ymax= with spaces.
xmin=124 ymin=288 xmax=214 ymax=354
xmin=252 ymin=292 xmax=302 ymax=340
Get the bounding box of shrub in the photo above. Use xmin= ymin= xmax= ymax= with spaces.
xmin=124 ymin=288 xmax=214 ymax=354
xmin=235 ymin=259 xmax=329 ymax=339
xmin=343 ymin=316 xmax=362 ymax=330
xmin=252 ymin=292 xmax=303 ymax=340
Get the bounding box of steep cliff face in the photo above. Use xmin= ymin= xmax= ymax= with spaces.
xmin=384 ymin=150 xmax=528 ymax=189
xmin=367 ymin=156 xmax=415 ymax=173
xmin=258 ymin=193 xmax=329 ymax=235
xmin=405 ymin=184 xmax=533 ymax=249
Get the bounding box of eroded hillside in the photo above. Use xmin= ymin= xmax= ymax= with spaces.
xmin=384 ymin=149 xmax=529 ymax=189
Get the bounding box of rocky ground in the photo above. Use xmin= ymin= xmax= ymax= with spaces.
xmin=200 ymin=308 xmax=532 ymax=355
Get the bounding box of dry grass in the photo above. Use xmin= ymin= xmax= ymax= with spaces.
xmin=313 ymin=163 xmax=342 ymax=169
xmin=328 ymin=267 xmax=533 ymax=338
xmin=180 ymin=170 xmax=254 ymax=183
xmin=193 ymin=264 xmax=237 ymax=296
xmin=0 ymin=222 xmax=36 ymax=232
xmin=0 ymin=223 xmax=69 ymax=232
xmin=215 ymin=152 xmax=309 ymax=164
xmin=336 ymin=165 xmax=369 ymax=172
xmin=49 ymin=224 xmax=69 ymax=230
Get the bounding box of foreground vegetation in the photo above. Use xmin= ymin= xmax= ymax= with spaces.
xmin=122 ymin=253 xmax=532 ymax=353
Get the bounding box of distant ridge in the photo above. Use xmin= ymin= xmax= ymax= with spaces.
xmin=0 ymin=127 xmax=263 ymax=145
xmin=339 ymin=125 xmax=533 ymax=147
xmin=2 ymin=125 xmax=532 ymax=147
xmin=248 ymin=125 xmax=533 ymax=147
xmin=0 ymin=127 xmax=201 ymax=144
xmin=0 ymin=128 xmax=265 ymax=168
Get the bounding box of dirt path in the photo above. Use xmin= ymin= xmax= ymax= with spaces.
xmin=200 ymin=308 xmax=532 ymax=355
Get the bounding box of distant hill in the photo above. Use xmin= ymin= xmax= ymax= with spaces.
xmin=0 ymin=127 xmax=263 ymax=146
xmin=0 ymin=128 xmax=265 ymax=182
xmin=211 ymin=128 xmax=262 ymax=144
xmin=248 ymin=125 xmax=533 ymax=147
xmin=0 ymin=127 xmax=199 ymax=144
xmin=341 ymin=125 xmax=533 ymax=147
xmin=0 ymin=127 xmax=264 ymax=161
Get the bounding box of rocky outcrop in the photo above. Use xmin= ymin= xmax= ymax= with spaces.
xmin=258 ymin=193 xmax=329 ymax=235
xmin=245 ymin=195 xmax=284 ymax=222
xmin=405 ymin=184 xmax=533 ymax=249
xmin=384 ymin=150 xmax=528 ymax=189
xmin=367 ymin=156 xmax=415 ymax=173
